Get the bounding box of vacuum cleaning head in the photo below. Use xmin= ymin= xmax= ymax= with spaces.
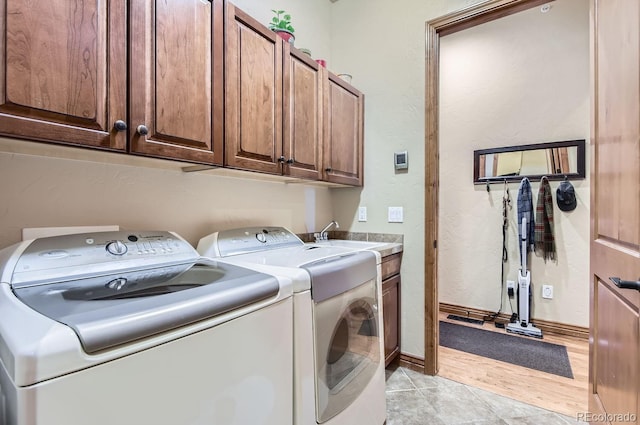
xmin=506 ymin=322 xmax=543 ymax=339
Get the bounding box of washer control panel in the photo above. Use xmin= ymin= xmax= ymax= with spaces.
xmin=9 ymin=231 xmax=199 ymax=287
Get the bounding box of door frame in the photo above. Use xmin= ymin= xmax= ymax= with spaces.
xmin=423 ymin=0 xmax=550 ymax=375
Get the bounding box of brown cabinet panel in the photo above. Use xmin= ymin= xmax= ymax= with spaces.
xmin=381 ymin=251 xmax=402 ymax=366
xmin=283 ymin=46 xmax=323 ymax=180
xmin=0 ymin=0 xmax=126 ymax=150
xmin=323 ymin=72 xmax=364 ymax=186
xmin=381 ymin=253 xmax=402 ymax=281
xmin=225 ymin=4 xmax=282 ymax=174
xmin=382 ymin=274 xmax=400 ymax=366
xmin=129 ymin=0 xmax=223 ymax=164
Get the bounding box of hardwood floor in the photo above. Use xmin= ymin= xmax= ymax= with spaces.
xmin=437 ymin=312 xmax=589 ymax=418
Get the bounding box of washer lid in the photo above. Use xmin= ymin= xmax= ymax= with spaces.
xmin=12 ymin=259 xmax=279 ymax=353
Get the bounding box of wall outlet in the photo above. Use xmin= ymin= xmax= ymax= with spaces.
xmin=542 ymin=285 xmax=553 ymax=299
xmin=507 ymin=280 xmax=515 ymax=297
xmin=388 ymin=206 xmax=404 ymax=223
xmin=358 ymin=206 xmax=367 ymax=222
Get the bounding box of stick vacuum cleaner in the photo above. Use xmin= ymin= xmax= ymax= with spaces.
xmin=507 ymin=217 xmax=543 ymax=338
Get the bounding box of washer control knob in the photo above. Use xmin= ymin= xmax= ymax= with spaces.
xmin=256 ymin=233 xmax=267 ymax=243
xmin=106 ymin=240 xmax=128 ymax=256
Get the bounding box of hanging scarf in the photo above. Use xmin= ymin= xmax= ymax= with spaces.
xmin=534 ymin=176 xmax=556 ymax=262
xmin=517 ymin=177 xmax=535 ymax=262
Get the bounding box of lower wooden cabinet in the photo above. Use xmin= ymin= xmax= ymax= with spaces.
xmin=381 ymin=252 xmax=402 ymax=366
xmin=382 ymin=274 xmax=400 ymax=366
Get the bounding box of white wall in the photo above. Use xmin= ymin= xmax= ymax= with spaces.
xmin=438 ymin=0 xmax=590 ymax=327
xmin=328 ymin=0 xmax=483 ymax=359
xmin=0 ymin=140 xmax=335 ymax=249
xmin=328 ymin=0 xmax=591 ymax=359
xmin=229 ymin=0 xmax=332 ymax=64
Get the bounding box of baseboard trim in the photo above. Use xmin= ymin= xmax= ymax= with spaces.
xmin=439 ymin=302 xmax=589 ymax=340
xmin=397 ymin=353 xmax=426 ymax=374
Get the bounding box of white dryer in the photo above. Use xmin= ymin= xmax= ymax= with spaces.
xmin=0 ymin=230 xmax=293 ymax=425
xmin=197 ymin=227 xmax=387 ymax=425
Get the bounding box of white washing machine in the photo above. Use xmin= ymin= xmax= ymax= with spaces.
xmin=197 ymin=227 xmax=387 ymax=425
xmin=0 ymin=230 xmax=293 ymax=425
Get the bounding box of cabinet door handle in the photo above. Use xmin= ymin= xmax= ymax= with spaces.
xmin=325 ymin=167 xmax=332 ymax=172
xmin=609 ymin=277 xmax=640 ymax=291
xmin=286 ymin=158 xmax=295 ymax=164
xmin=136 ymin=125 xmax=149 ymax=136
xmin=114 ymin=120 xmax=127 ymax=131
xmin=277 ymin=156 xmax=286 ymax=163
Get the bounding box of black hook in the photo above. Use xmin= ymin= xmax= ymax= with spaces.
xmin=486 ymin=181 xmax=490 ymax=192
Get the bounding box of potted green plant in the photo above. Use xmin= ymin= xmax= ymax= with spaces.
xmin=269 ymin=9 xmax=295 ymax=45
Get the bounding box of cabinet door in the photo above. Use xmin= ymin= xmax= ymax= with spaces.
xmin=0 ymin=0 xmax=126 ymax=150
xmin=382 ymin=275 xmax=400 ymax=366
xmin=322 ymin=71 xmax=364 ymax=186
xmin=129 ymin=0 xmax=223 ymax=164
xmin=283 ymin=45 xmax=323 ymax=180
xmin=225 ymin=3 xmax=283 ymax=174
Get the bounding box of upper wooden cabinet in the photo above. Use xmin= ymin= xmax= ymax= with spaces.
xmin=0 ymin=0 xmax=127 ymax=150
xmin=129 ymin=0 xmax=224 ymax=164
xmin=283 ymin=44 xmax=324 ymax=180
xmin=225 ymin=3 xmax=326 ymax=180
xmin=322 ymin=71 xmax=364 ymax=186
xmin=0 ymin=0 xmax=224 ymax=164
xmin=225 ymin=3 xmax=283 ymax=174
xmin=0 ymin=0 xmax=362 ymax=183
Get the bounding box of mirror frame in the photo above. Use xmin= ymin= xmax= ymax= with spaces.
xmin=473 ymin=139 xmax=586 ymax=184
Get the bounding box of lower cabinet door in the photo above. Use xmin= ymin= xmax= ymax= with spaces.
xmin=382 ymin=274 xmax=400 ymax=366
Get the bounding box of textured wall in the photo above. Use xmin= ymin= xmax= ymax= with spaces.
xmin=230 ymin=0 xmax=332 ymax=64
xmin=329 ymin=0 xmax=590 ymax=359
xmin=328 ymin=0 xmax=483 ymax=359
xmin=438 ymin=0 xmax=590 ymax=327
xmin=0 ymin=141 xmax=335 ymax=249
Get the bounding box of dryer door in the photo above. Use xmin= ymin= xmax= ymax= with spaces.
xmin=313 ymin=278 xmax=380 ymax=423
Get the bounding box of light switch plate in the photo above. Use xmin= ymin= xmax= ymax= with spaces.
xmin=358 ymin=206 xmax=367 ymax=222
xmin=388 ymin=206 xmax=403 ymax=223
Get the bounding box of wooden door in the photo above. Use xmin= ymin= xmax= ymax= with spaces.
xmin=590 ymin=0 xmax=640 ymax=422
xmin=129 ymin=0 xmax=223 ymax=164
xmin=322 ymin=71 xmax=364 ymax=186
xmin=283 ymin=45 xmax=323 ymax=180
xmin=225 ymin=3 xmax=283 ymax=174
xmin=0 ymin=0 xmax=126 ymax=150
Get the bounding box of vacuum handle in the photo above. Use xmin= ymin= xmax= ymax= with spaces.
xmin=521 ymin=217 xmax=527 ymax=270
xmin=609 ymin=277 xmax=640 ymax=291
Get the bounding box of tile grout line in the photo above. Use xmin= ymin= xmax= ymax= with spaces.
xmin=399 ymin=366 xmax=422 ymax=391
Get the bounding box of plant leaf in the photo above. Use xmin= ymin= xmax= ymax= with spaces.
xmin=284 ymin=14 xmax=291 ymax=21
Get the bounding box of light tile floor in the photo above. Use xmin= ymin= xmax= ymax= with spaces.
xmin=385 ymin=365 xmax=585 ymax=425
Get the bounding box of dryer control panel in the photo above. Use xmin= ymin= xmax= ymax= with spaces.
xmin=7 ymin=231 xmax=199 ymax=287
xmin=201 ymin=226 xmax=303 ymax=258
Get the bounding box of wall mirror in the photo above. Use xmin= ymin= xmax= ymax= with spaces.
xmin=473 ymin=139 xmax=585 ymax=184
